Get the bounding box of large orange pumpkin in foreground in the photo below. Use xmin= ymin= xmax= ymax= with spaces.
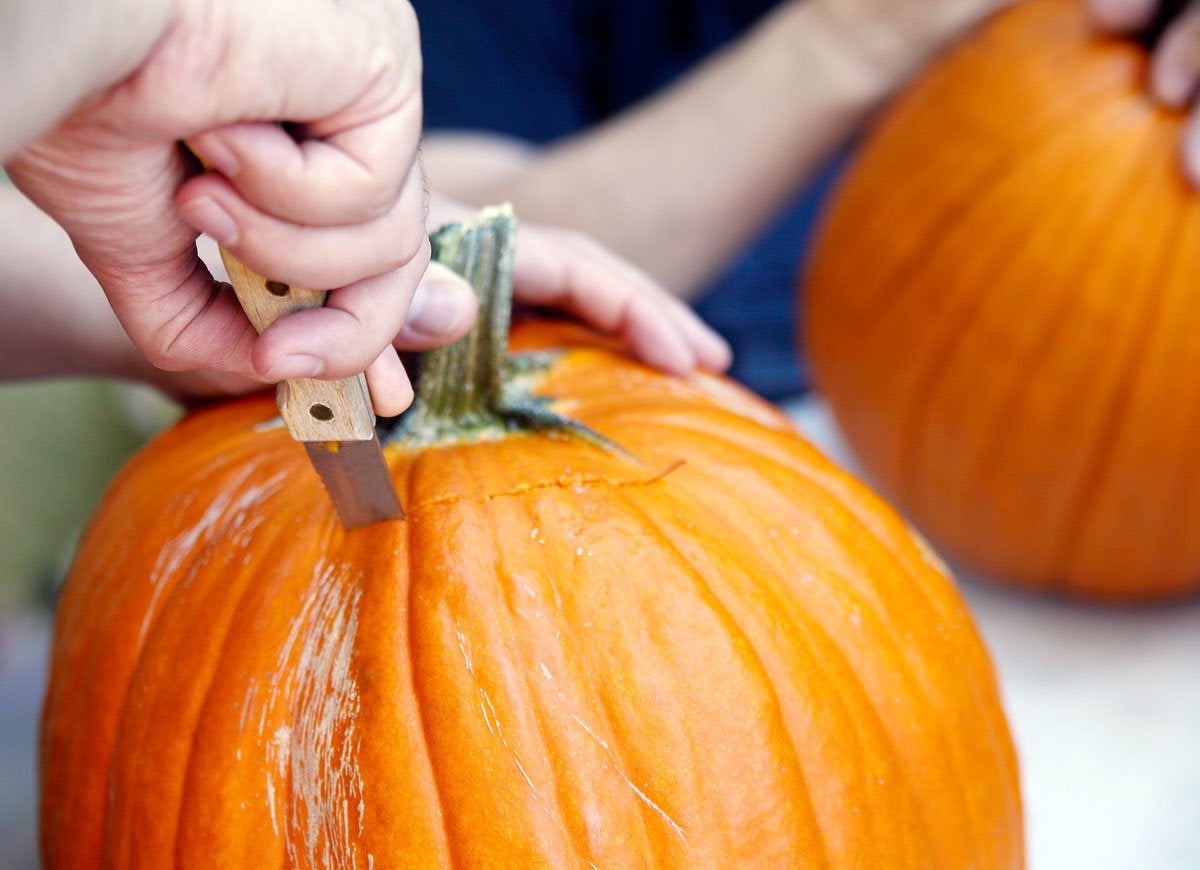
xmin=806 ymin=0 xmax=1200 ymax=599
xmin=42 ymin=210 xmax=1022 ymax=867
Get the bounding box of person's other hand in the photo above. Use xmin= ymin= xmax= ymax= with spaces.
xmin=6 ymin=0 xmax=477 ymax=417
xmin=1089 ymin=0 xmax=1200 ymax=185
xmin=428 ymin=196 xmax=732 ymax=376
xmin=506 ymin=225 xmax=733 ymax=375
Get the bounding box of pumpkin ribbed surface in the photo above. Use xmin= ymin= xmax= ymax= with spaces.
xmin=46 ymin=195 xmax=1022 ymax=870
xmin=41 ymin=320 xmax=1021 ymax=868
xmin=805 ymin=0 xmax=1200 ymax=598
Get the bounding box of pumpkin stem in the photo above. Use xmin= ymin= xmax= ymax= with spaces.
xmin=388 ymin=205 xmax=618 ymax=452
xmin=415 ymin=204 xmax=515 ymax=428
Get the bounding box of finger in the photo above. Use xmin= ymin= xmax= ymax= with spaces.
xmin=1087 ymin=0 xmax=1158 ymax=32
xmin=624 ymin=290 xmax=734 ymax=375
xmin=392 ymin=262 xmax=479 ymax=350
xmin=1181 ymin=106 xmax=1200 ymax=186
xmin=651 ymin=292 xmax=734 ymax=373
xmin=252 ymin=243 xmax=476 ymax=381
xmin=619 ymin=294 xmax=699 ymax=375
xmin=275 ymin=263 xmax=476 ymax=416
xmin=1150 ymin=4 xmax=1200 ymax=105
xmin=175 ymin=166 xmax=429 ymax=290
xmin=135 ymin=271 xmax=262 ymax=379
xmin=511 ymin=227 xmax=732 ymax=373
xmin=251 ymin=241 xmax=428 ymax=381
xmin=364 ymin=345 xmax=414 ymax=418
xmin=510 ymin=228 xmax=690 ymax=367
xmin=599 ymin=270 xmax=733 ymax=373
xmin=187 ymin=111 xmax=420 ymax=225
xmin=112 ymin=0 xmax=425 ymax=151
xmin=117 ymin=252 xmax=267 ymax=385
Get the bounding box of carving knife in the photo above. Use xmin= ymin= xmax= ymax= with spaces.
xmin=218 ymin=249 xmax=404 ymax=528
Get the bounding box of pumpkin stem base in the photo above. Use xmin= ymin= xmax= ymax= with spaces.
xmin=386 ymin=206 xmax=618 ymax=453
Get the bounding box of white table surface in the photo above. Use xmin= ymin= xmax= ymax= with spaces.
xmin=1 ymin=395 xmax=1197 ymax=869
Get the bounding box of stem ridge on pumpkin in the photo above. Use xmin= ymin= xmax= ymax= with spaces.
xmin=390 ymin=205 xmax=622 ymax=454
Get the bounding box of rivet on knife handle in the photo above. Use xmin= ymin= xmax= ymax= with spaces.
xmin=217 ymin=248 xmax=404 ymax=526
xmin=220 ymin=255 xmax=375 ymax=441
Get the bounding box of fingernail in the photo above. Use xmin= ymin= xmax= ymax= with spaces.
xmin=265 ymin=354 xmax=324 ymax=380
xmin=406 ymin=273 xmax=475 ymax=338
xmin=179 ymin=196 xmax=239 ymax=246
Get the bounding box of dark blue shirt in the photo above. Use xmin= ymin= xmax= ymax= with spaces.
xmin=415 ymin=0 xmax=839 ymax=398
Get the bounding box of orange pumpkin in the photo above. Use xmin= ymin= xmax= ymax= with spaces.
xmin=805 ymin=0 xmax=1200 ymax=599
xmin=42 ymin=210 xmax=1022 ymax=867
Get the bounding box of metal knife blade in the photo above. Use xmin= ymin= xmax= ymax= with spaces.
xmin=218 ymin=249 xmax=404 ymax=528
xmin=304 ymin=437 xmax=403 ymax=528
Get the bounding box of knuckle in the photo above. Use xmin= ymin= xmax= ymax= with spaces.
xmin=140 ymin=334 xmax=187 ymax=372
xmin=355 ymin=171 xmax=404 ymax=221
xmin=410 ymin=235 xmax=432 ymax=272
xmin=385 ymin=216 xmax=431 ymax=273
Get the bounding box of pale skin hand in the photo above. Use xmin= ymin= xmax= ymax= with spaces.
xmin=0 ymin=0 xmax=175 ymax=157
xmin=0 ymin=184 xmax=730 ymax=402
xmin=3 ymin=0 xmax=727 ymax=418
xmin=6 ymin=0 xmax=450 ymax=417
xmin=1088 ymin=0 xmax=1200 ymax=185
xmin=427 ymin=195 xmax=731 ymax=375
xmin=0 ymin=182 xmax=458 ymax=400
xmin=422 ymin=0 xmax=1010 ymax=299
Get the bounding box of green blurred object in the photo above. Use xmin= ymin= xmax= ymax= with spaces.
xmin=0 ymin=380 xmax=179 ymax=612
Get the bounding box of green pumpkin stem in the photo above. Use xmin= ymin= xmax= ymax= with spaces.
xmin=417 ymin=204 xmax=515 ymax=427
xmin=389 ymin=205 xmax=618 ymax=452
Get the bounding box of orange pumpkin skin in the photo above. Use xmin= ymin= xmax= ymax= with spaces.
xmin=805 ymin=0 xmax=1200 ymax=599
xmin=41 ymin=321 xmax=1022 ymax=868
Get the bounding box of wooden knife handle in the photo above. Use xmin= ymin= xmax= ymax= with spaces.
xmin=219 ymin=250 xmax=376 ymax=442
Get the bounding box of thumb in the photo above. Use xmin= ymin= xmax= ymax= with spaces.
xmin=391 ymin=261 xmax=479 ymax=350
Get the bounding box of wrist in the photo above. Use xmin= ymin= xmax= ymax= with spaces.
xmin=761 ymin=1 xmax=897 ymax=123
xmin=93 ymin=0 xmax=182 ymax=88
xmin=806 ymin=0 xmax=993 ymax=101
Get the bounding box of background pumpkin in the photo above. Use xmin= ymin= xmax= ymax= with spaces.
xmin=41 ymin=210 xmax=1022 ymax=868
xmin=804 ymin=0 xmax=1200 ymax=599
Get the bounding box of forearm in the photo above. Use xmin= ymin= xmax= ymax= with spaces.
xmin=0 ymin=185 xmax=150 ymax=382
xmin=0 ymin=0 xmax=177 ymax=160
xmin=424 ymin=0 xmax=996 ymax=297
xmin=515 ymin=1 xmax=893 ymax=295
